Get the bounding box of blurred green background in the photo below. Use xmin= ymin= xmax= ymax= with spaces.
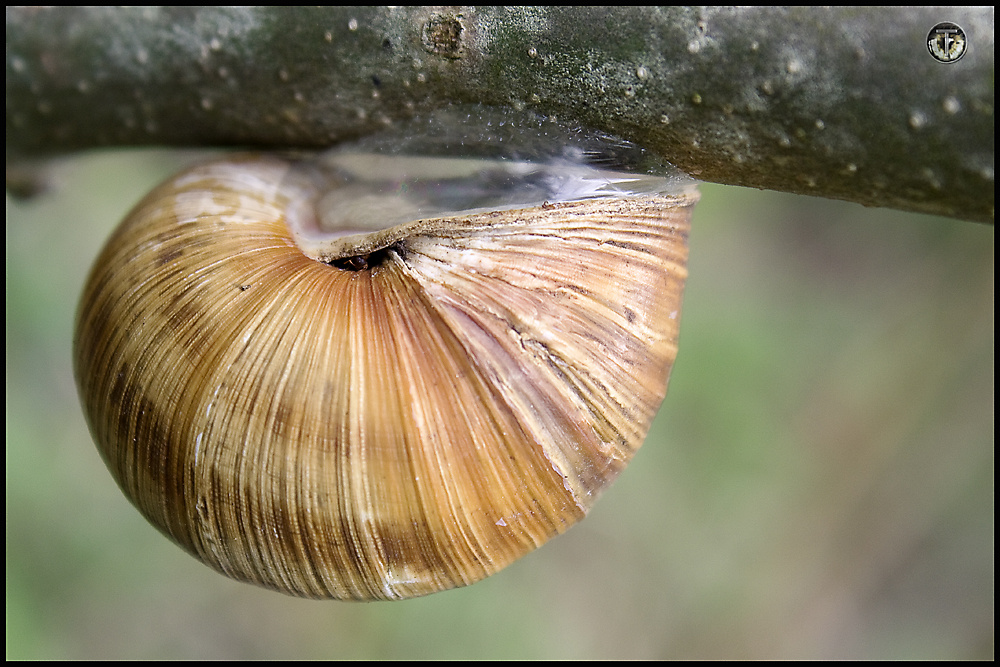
xmin=6 ymin=149 xmax=993 ymax=659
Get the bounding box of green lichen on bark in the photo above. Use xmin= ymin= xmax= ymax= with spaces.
xmin=6 ymin=6 xmax=994 ymax=222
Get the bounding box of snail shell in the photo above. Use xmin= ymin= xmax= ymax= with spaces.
xmin=74 ymin=136 xmax=696 ymax=599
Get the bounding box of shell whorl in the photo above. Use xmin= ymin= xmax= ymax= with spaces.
xmin=74 ymin=152 xmax=695 ymax=600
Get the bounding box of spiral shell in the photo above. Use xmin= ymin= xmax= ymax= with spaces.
xmin=74 ymin=137 xmax=695 ymax=599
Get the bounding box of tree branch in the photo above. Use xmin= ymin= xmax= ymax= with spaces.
xmin=6 ymin=6 xmax=994 ymax=222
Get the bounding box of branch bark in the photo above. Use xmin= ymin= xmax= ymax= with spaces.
xmin=6 ymin=6 xmax=994 ymax=222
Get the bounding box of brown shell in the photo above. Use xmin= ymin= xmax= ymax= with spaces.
xmin=73 ymin=154 xmax=696 ymax=600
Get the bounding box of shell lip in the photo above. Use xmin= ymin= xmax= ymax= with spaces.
xmin=281 ymin=105 xmax=697 ymax=265
xmin=287 ymin=150 xmax=697 ymax=265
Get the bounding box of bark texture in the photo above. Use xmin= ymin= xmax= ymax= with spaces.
xmin=6 ymin=7 xmax=994 ymax=222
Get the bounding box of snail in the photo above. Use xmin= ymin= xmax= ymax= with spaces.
xmin=73 ymin=110 xmax=698 ymax=600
